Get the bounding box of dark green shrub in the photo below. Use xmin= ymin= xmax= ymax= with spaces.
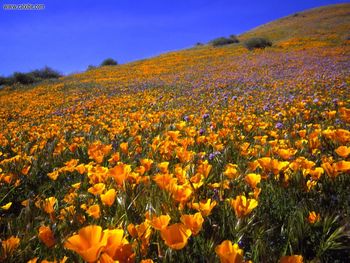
xmin=13 ymin=72 xmax=36 ymax=84
xmin=244 ymin=37 xmax=272 ymax=50
xmin=87 ymin=65 xmax=97 ymax=71
xmin=210 ymin=36 xmax=239 ymax=47
xmin=101 ymin=58 xmax=118 ymax=66
xmin=31 ymin=67 xmax=62 ymax=79
xmin=229 ymin=35 xmax=240 ymax=43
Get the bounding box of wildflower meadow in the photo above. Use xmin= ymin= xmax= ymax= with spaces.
xmin=0 ymin=3 xmax=349 ymax=263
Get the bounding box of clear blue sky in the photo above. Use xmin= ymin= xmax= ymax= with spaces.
xmin=0 ymin=0 xmax=347 ymax=76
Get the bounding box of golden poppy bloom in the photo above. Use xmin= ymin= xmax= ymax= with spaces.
xmin=215 ymin=240 xmax=244 ymax=263
xmin=308 ymin=211 xmax=320 ymax=224
xmin=191 ymin=198 xmax=217 ymax=216
xmin=88 ymin=183 xmax=106 ymax=196
xmin=230 ymin=195 xmax=258 ymax=218
xmin=245 ymin=173 xmax=261 ymax=189
xmin=150 ymin=214 xmax=171 ymax=230
xmin=160 ymin=223 xmax=192 ymax=250
xmin=64 ymin=225 xmax=108 ymax=262
xmin=100 ymin=189 xmax=116 ymax=207
xmin=42 ymin=197 xmax=57 ymax=214
xmin=120 ymin=142 xmax=129 ymax=155
xmin=153 ymin=173 xmax=176 ymax=190
xmin=1 ymin=236 xmax=20 ymax=258
xmin=335 ymin=146 xmax=350 ymax=158
xmin=157 ymin=162 xmax=169 ymax=174
xmin=223 ymin=163 xmax=239 ymax=179
xmin=86 ymin=204 xmax=101 ymax=219
xmin=88 ymin=141 xmax=112 ymax=164
xmin=180 ymin=212 xmax=204 ymax=235
xmin=103 ymin=228 xmax=133 ymax=262
xmin=140 ymin=158 xmax=154 ymax=172
xmin=170 ymin=183 xmax=193 ymax=203
xmin=280 ymin=255 xmax=303 ymax=263
xmin=108 ymin=163 xmax=131 ymax=186
xmin=1 ymin=202 xmax=12 ymax=210
xmin=38 ymin=225 xmax=56 ymax=248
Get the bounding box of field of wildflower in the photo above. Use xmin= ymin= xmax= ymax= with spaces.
xmin=0 ymin=4 xmax=350 ymax=263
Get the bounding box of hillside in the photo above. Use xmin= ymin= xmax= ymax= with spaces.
xmin=0 ymin=4 xmax=350 ymax=263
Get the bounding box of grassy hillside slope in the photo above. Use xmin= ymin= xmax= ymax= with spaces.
xmin=0 ymin=4 xmax=349 ymax=263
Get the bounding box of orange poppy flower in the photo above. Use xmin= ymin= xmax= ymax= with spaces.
xmin=64 ymin=225 xmax=108 ymax=262
xmin=191 ymin=198 xmax=217 ymax=216
xmin=100 ymin=189 xmax=116 ymax=207
xmin=223 ymin=163 xmax=239 ymax=179
xmin=215 ymin=240 xmax=244 ymax=263
xmin=140 ymin=158 xmax=154 ymax=172
xmin=160 ymin=223 xmax=192 ymax=250
xmin=157 ymin=162 xmax=169 ymax=174
xmin=38 ymin=225 xmax=56 ymax=248
xmin=88 ymin=183 xmax=106 ymax=196
xmin=120 ymin=142 xmax=129 ymax=154
xmin=230 ymin=195 xmax=258 ymax=218
xmin=153 ymin=173 xmax=176 ymax=190
xmin=150 ymin=214 xmax=171 ymax=230
xmin=1 ymin=202 xmax=12 ymax=210
xmin=279 ymin=255 xmax=303 ymax=263
xmin=103 ymin=228 xmax=133 ymax=262
xmin=43 ymin=197 xmax=57 ymax=214
xmin=108 ymin=163 xmax=131 ymax=186
xmin=245 ymin=173 xmax=261 ymax=189
xmin=335 ymin=146 xmax=350 ymax=158
xmin=170 ymin=184 xmax=193 ymax=203
xmin=180 ymin=212 xmax=204 ymax=235
xmin=1 ymin=236 xmax=20 ymax=258
xmin=86 ymin=204 xmax=101 ymax=219
xmin=308 ymin=211 xmax=320 ymax=224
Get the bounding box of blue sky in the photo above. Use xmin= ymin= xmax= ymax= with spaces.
xmin=0 ymin=0 xmax=347 ymax=76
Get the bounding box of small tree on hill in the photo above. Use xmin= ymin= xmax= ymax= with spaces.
xmin=101 ymin=58 xmax=118 ymax=66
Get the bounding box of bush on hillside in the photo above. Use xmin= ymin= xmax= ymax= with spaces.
xmin=31 ymin=67 xmax=62 ymax=79
xmin=210 ymin=36 xmax=239 ymax=47
xmin=1 ymin=67 xmax=61 ymax=86
xmin=87 ymin=65 xmax=97 ymax=71
xmin=229 ymin=34 xmax=240 ymax=43
xmin=101 ymin=58 xmax=118 ymax=66
xmin=244 ymin=37 xmax=272 ymax=50
xmin=13 ymin=72 xmax=37 ymax=85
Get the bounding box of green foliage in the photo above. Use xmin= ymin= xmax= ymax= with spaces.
xmin=210 ymin=36 xmax=239 ymax=47
xmin=1 ymin=67 xmax=61 ymax=86
xmin=244 ymin=37 xmax=272 ymax=50
xmin=13 ymin=72 xmax=37 ymax=85
xmin=100 ymin=58 xmax=118 ymax=66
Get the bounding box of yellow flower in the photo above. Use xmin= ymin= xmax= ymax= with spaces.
xmin=86 ymin=204 xmax=101 ymax=219
xmin=308 ymin=211 xmax=320 ymax=224
xmin=245 ymin=173 xmax=261 ymax=189
xmin=1 ymin=236 xmax=20 ymax=258
xmin=280 ymin=255 xmax=303 ymax=263
xmin=88 ymin=183 xmax=106 ymax=196
xmin=43 ymin=197 xmax=57 ymax=214
xmin=103 ymin=228 xmax=133 ymax=262
xmin=1 ymin=202 xmax=12 ymax=210
xmin=230 ymin=195 xmax=258 ymax=218
xmin=335 ymin=146 xmax=350 ymax=158
xmin=160 ymin=223 xmax=192 ymax=250
xmin=150 ymin=214 xmax=171 ymax=230
xmin=223 ymin=163 xmax=239 ymax=179
xmin=38 ymin=225 xmax=56 ymax=248
xmin=191 ymin=198 xmax=217 ymax=216
xmin=215 ymin=240 xmax=244 ymax=263
xmin=180 ymin=212 xmax=204 ymax=235
xmin=64 ymin=225 xmax=107 ymax=262
xmin=100 ymin=189 xmax=116 ymax=207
